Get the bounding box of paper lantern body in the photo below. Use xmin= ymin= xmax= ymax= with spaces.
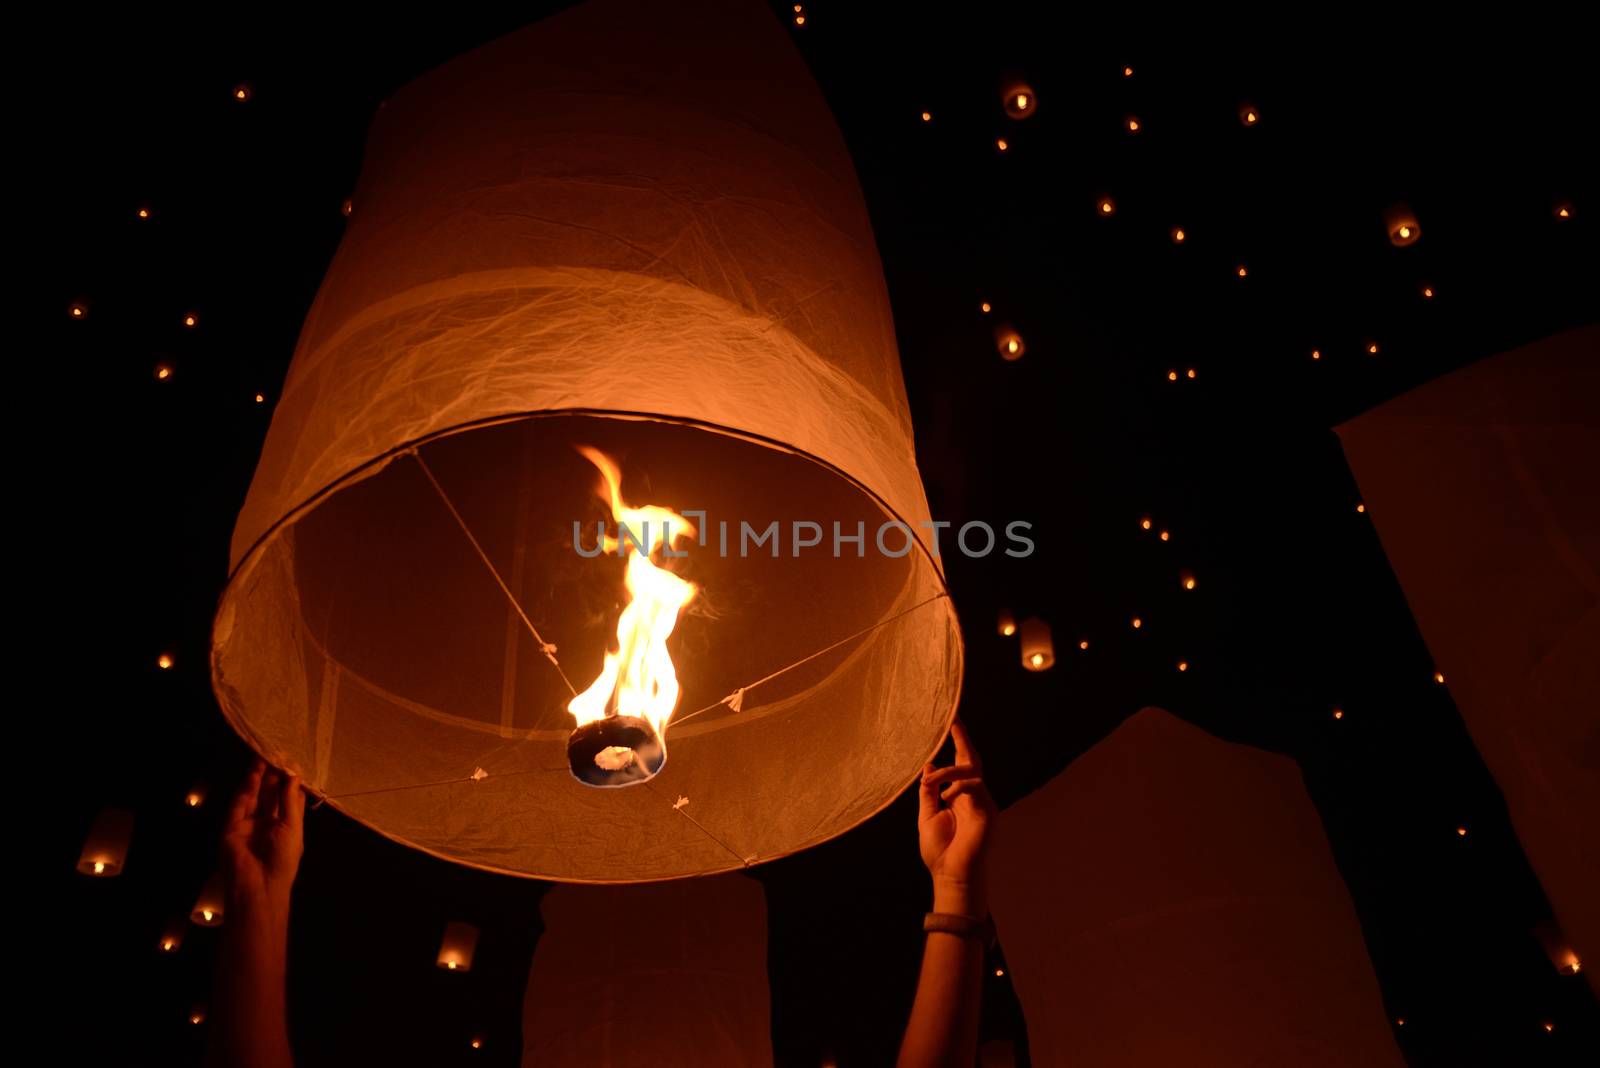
xmin=1337 ymin=325 xmax=1599 ymax=997
xmin=436 ymin=920 xmax=480 ymax=972
xmin=1018 ymin=617 xmax=1054 ymax=670
xmin=191 ymin=873 xmax=225 ymax=927
xmin=990 ymin=708 xmax=1404 ymax=1067
xmin=522 ymin=875 xmax=772 ymax=1066
xmin=77 ymin=808 xmax=133 ymax=876
xmin=209 ymin=0 xmax=961 ymax=882
xmin=1384 ymin=202 xmax=1421 ymax=246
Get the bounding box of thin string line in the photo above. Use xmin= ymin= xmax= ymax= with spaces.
xmin=410 ymin=448 xmax=579 ymax=697
xmin=643 ymin=780 xmax=751 ymax=866
xmin=670 ymin=590 xmax=950 ymax=728
xmin=319 ymin=765 xmax=567 ymax=803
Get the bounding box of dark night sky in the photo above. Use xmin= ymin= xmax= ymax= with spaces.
xmin=38 ymin=3 xmax=1596 ymax=1065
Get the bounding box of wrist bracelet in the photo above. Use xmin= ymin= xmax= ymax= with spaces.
xmin=924 ymin=911 xmax=996 ymax=947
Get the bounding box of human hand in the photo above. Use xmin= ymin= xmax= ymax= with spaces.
xmin=220 ymin=759 xmax=305 ymax=913
xmin=917 ymin=720 xmax=997 ymax=917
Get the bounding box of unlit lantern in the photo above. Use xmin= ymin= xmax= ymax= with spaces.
xmin=209 ymin=0 xmax=962 ymax=882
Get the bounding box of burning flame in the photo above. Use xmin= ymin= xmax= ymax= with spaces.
xmin=567 ymin=447 xmax=697 ymax=744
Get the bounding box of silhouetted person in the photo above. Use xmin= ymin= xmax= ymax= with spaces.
xmin=208 ymin=722 xmax=997 ymax=1068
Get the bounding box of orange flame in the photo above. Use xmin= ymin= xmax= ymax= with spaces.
xmin=567 ymin=448 xmax=697 ymax=741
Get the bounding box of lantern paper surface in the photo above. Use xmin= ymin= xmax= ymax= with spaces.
xmin=209 ymin=0 xmax=961 ymax=881
xmin=521 ymin=875 xmax=771 ymax=1066
xmin=1336 ymin=324 xmax=1599 ymax=997
xmin=989 ymin=708 xmax=1404 ymax=1067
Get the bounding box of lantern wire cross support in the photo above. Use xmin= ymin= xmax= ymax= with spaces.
xmin=311 ymin=445 xmax=952 ymax=871
xmin=409 ymin=449 xmax=578 ymax=697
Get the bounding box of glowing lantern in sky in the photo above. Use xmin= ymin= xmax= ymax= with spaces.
xmin=1019 ymin=618 xmax=1054 ymax=671
xmin=1003 ymin=83 xmax=1037 ymax=119
xmin=77 ymin=808 xmax=133 ymax=876
xmin=1384 ymin=203 xmax=1422 ymax=246
xmin=437 ymin=921 xmax=480 ymax=972
xmin=191 ymin=873 xmax=225 ymax=926
xmin=995 ymin=324 xmax=1026 ymax=361
xmin=210 ymin=0 xmax=961 ymax=882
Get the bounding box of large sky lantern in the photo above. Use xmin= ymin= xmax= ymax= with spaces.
xmin=209 ymin=0 xmax=962 ymax=882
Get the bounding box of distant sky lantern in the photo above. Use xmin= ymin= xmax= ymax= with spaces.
xmin=1384 ymin=203 xmax=1421 ymax=247
xmin=1236 ymin=264 xmax=1248 ymax=278
xmin=157 ymin=652 xmax=174 ymax=670
xmin=233 ymin=85 xmax=250 ymax=102
xmin=77 ymin=808 xmax=133 ymax=876
xmin=997 ymin=609 xmax=1016 ymax=637
xmin=1170 ymin=226 xmax=1186 ymax=243
xmin=191 ymin=873 xmax=225 ymax=926
xmin=1125 ymin=116 xmax=1141 ymax=134
xmin=1019 ymin=618 xmax=1055 ymax=671
xmin=1181 ymin=572 xmax=1197 ymax=590
xmin=1532 ymin=922 xmax=1583 ymax=976
xmin=1312 ymin=349 xmax=1323 ymax=360
xmin=1356 ymin=502 xmax=1366 ymax=513
xmin=1122 ymin=65 xmax=1134 ymax=77
xmin=1186 ymin=368 xmax=1196 ymax=379
xmin=159 ymin=920 xmax=186 ymax=954
xmin=137 ymin=206 xmax=151 ymax=220
xmin=1177 ymin=660 xmax=1189 ymax=672
xmin=996 ymin=137 xmax=1009 ymax=152
xmin=1097 ymin=196 xmax=1115 ymax=216
xmin=154 ymin=363 xmax=174 ymax=382
xmin=1003 ymin=84 xmax=1037 ymax=119
xmin=189 ymin=1006 xmax=206 ymax=1026
xmin=1239 ymin=102 xmax=1259 ymax=125
xmin=184 ymin=784 xmax=206 ymax=808
xmin=183 ymin=313 xmax=198 ymax=328
xmin=69 ymin=302 xmax=87 ymax=319
xmin=254 ymin=392 xmax=266 ymax=404
xmin=1456 ymin=825 xmax=1468 ymax=837
xmin=1367 ymin=341 xmax=1380 ymax=355
xmin=1131 ymin=616 xmax=1143 ymax=629
xmin=437 ymin=921 xmax=480 ymax=971
xmin=980 ymin=302 xmax=991 ymax=314
xmin=1554 ymin=201 xmax=1572 ymax=219
xmin=1140 ymin=517 xmax=1152 ymax=530
xmin=210 ymin=0 xmax=961 ymax=883
xmin=471 ymin=1036 xmax=484 ymax=1050
xmin=1159 ymin=530 xmax=1170 ymax=541
xmin=920 ymin=110 xmax=931 ymax=123
xmin=341 ymin=198 xmax=353 ymax=217
xmin=995 ymin=324 xmax=1025 ymax=361
xmin=1078 ymin=640 xmax=1089 ymax=650
xmin=1167 ymin=370 xmax=1178 ymax=382
xmin=1333 ymin=708 xmax=1344 ymax=720
xmin=1434 ymin=671 xmax=1446 ymax=684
